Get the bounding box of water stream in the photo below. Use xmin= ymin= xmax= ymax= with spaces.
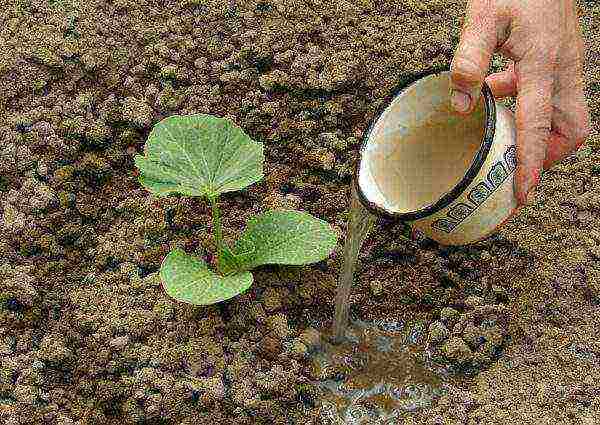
xmin=332 ymin=183 xmax=376 ymax=343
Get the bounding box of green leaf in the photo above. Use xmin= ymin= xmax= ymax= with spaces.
xmin=134 ymin=114 xmax=264 ymax=198
xmin=160 ymin=248 xmax=253 ymax=305
xmin=232 ymin=210 xmax=338 ymax=271
xmin=217 ymin=245 xmax=241 ymax=276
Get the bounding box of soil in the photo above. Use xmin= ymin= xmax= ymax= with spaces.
xmin=1 ymin=0 xmax=599 ymax=424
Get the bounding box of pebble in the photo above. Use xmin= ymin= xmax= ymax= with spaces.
xmin=464 ymin=296 xmax=484 ymax=309
xmin=369 ymin=280 xmax=383 ymax=297
xmin=428 ymin=321 xmax=450 ymax=345
xmin=491 ymin=285 xmax=510 ymax=303
xmin=109 ymin=336 xmax=130 ymax=351
xmin=588 ymin=246 xmax=600 ymax=260
xmin=55 ymin=415 xmax=75 ymax=425
xmin=288 ymin=339 xmax=308 ymax=358
xmin=439 ymin=307 xmax=460 ymax=326
xmin=461 ymin=322 xmax=484 ymax=350
xmin=260 ymin=335 xmax=281 ymax=360
xmin=452 ymin=320 xmax=466 ymax=336
xmin=283 ymin=194 xmax=301 ymax=209
xmin=298 ymin=328 xmax=322 ymax=350
xmin=13 ymin=384 xmax=36 ymax=403
xmin=266 ymin=313 xmax=291 ymax=339
xmin=481 ymin=326 xmax=504 ymax=347
xmin=32 ymin=360 xmax=45 ymax=370
xmin=441 ymin=337 xmax=474 ymax=363
xmin=479 ymin=340 xmax=499 ymax=359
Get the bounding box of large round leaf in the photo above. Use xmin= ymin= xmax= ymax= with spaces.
xmin=160 ymin=248 xmax=253 ymax=305
xmin=231 ymin=210 xmax=338 ymax=271
xmin=134 ymin=114 xmax=264 ymax=198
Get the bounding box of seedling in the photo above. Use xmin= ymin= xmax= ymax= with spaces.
xmin=134 ymin=114 xmax=338 ymax=305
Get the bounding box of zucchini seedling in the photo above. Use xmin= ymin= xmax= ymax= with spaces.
xmin=134 ymin=114 xmax=337 ymax=305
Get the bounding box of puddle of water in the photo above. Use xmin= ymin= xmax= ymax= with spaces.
xmin=310 ymin=316 xmax=469 ymax=423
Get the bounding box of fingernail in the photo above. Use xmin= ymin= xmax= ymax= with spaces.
xmin=451 ymin=90 xmax=471 ymax=113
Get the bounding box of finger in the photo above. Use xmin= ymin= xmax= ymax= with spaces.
xmin=544 ymin=7 xmax=591 ymax=168
xmin=450 ymin=0 xmax=499 ymax=114
xmin=542 ymin=131 xmax=581 ymax=170
xmin=513 ymin=60 xmax=555 ymax=206
xmin=485 ymin=61 xmax=517 ymax=99
xmin=544 ymin=95 xmax=591 ymax=170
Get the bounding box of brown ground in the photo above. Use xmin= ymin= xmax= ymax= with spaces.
xmin=0 ymin=0 xmax=599 ymax=424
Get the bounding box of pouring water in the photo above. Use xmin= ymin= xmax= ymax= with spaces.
xmin=332 ymin=183 xmax=376 ymax=344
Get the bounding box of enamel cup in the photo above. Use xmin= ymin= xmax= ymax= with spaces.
xmin=355 ymin=67 xmax=519 ymax=246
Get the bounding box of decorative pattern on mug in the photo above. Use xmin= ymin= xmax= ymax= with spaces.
xmin=431 ymin=145 xmax=517 ymax=233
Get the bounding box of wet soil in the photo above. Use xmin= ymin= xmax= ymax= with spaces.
xmin=1 ymin=0 xmax=599 ymax=424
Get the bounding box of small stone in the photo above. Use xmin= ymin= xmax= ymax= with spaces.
xmin=260 ymin=335 xmax=281 ymax=360
xmin=199 ymin=376 xmax=226 ymax=401
xmin=38 ymin=334 xmax=72 ymax=364
xmin=266 ymin=313 xmax=291 ymax=339
xmin=261 ymin=288 xmax=282 ymax=313
xmin=13 ymin=384 xmax=36 ymax=403
xmin=588 ymin=246 xmax=600 ymax=260
xmin=121 ymin=97 xmax=153 ymax=129
xmin=464 ymin=296 xmax=484 ymax=309
xmin=428 ymin=321 xmax=450 ymax=345
xmin=581 ymin=415 xmax=596 ymax=425
xmin=283 ymin=194 xmax=301 ymax=209
xmin=439 ymin=307 xmax=460 ymax=326
xmin=441 ymin=337 xmax=474 ymax=363
xmin=491 ymin=285 xmax=509 ymax=303
xmin=32 ymin=360 xmax=44 ymax=370
xmin=479 ymin=340 xmax=500 ymax=358
xmin=471 ymin=351 xmax=491 ymax=367
xmin=194 ymin=57 xmax=208 ymax=70
xmin=288 ymin=339 xmax=308 ymax=358
xmin=480 ymin=326 xmax=504 ymax=347
xmin=480 ymin=250 xmax=492 ymax=261
xmin=461 ymin=322 xmax=486 ymax=350
xmin=145 ymin=84 xmax=159 ymax=100
xmin=298 ymin=328 xmax=322 ymax=350
xmin=55 ymin=414 xmax=75 ymax=425
xmin=369 ymin=280 xmax=383 ymax=297
xmin=452 ymin=321 xmax=466 ymax=335
xmin=109 ymin=336 xmax=130 ymax=351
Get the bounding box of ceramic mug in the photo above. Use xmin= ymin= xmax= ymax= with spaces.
xmin=354 ymin=66 xmax=519 ymax=246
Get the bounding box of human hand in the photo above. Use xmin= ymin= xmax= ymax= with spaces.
xmin=449 ymin=0 xmax=591 ymax=206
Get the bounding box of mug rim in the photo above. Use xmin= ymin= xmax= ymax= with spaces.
xmin=353 ymin=65 xmax=497 ymax=222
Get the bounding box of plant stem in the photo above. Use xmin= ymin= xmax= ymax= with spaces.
xmin=209 ymin=195 xmax=224 ymax=270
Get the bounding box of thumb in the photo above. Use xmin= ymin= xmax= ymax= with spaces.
xmin=450 ymin=0 xmax=498 ymax=114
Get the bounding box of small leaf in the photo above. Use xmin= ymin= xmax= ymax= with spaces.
xmin=160 ymin=248 xmax=253 ymax=305
xmin=134 ymin=114 xmax=264 ymax=198
xmin=232 ymin=210 xmax=338 ymax=270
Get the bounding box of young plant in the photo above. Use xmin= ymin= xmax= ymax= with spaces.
xmin=134 ymin=114 xmax=338 ymax=305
